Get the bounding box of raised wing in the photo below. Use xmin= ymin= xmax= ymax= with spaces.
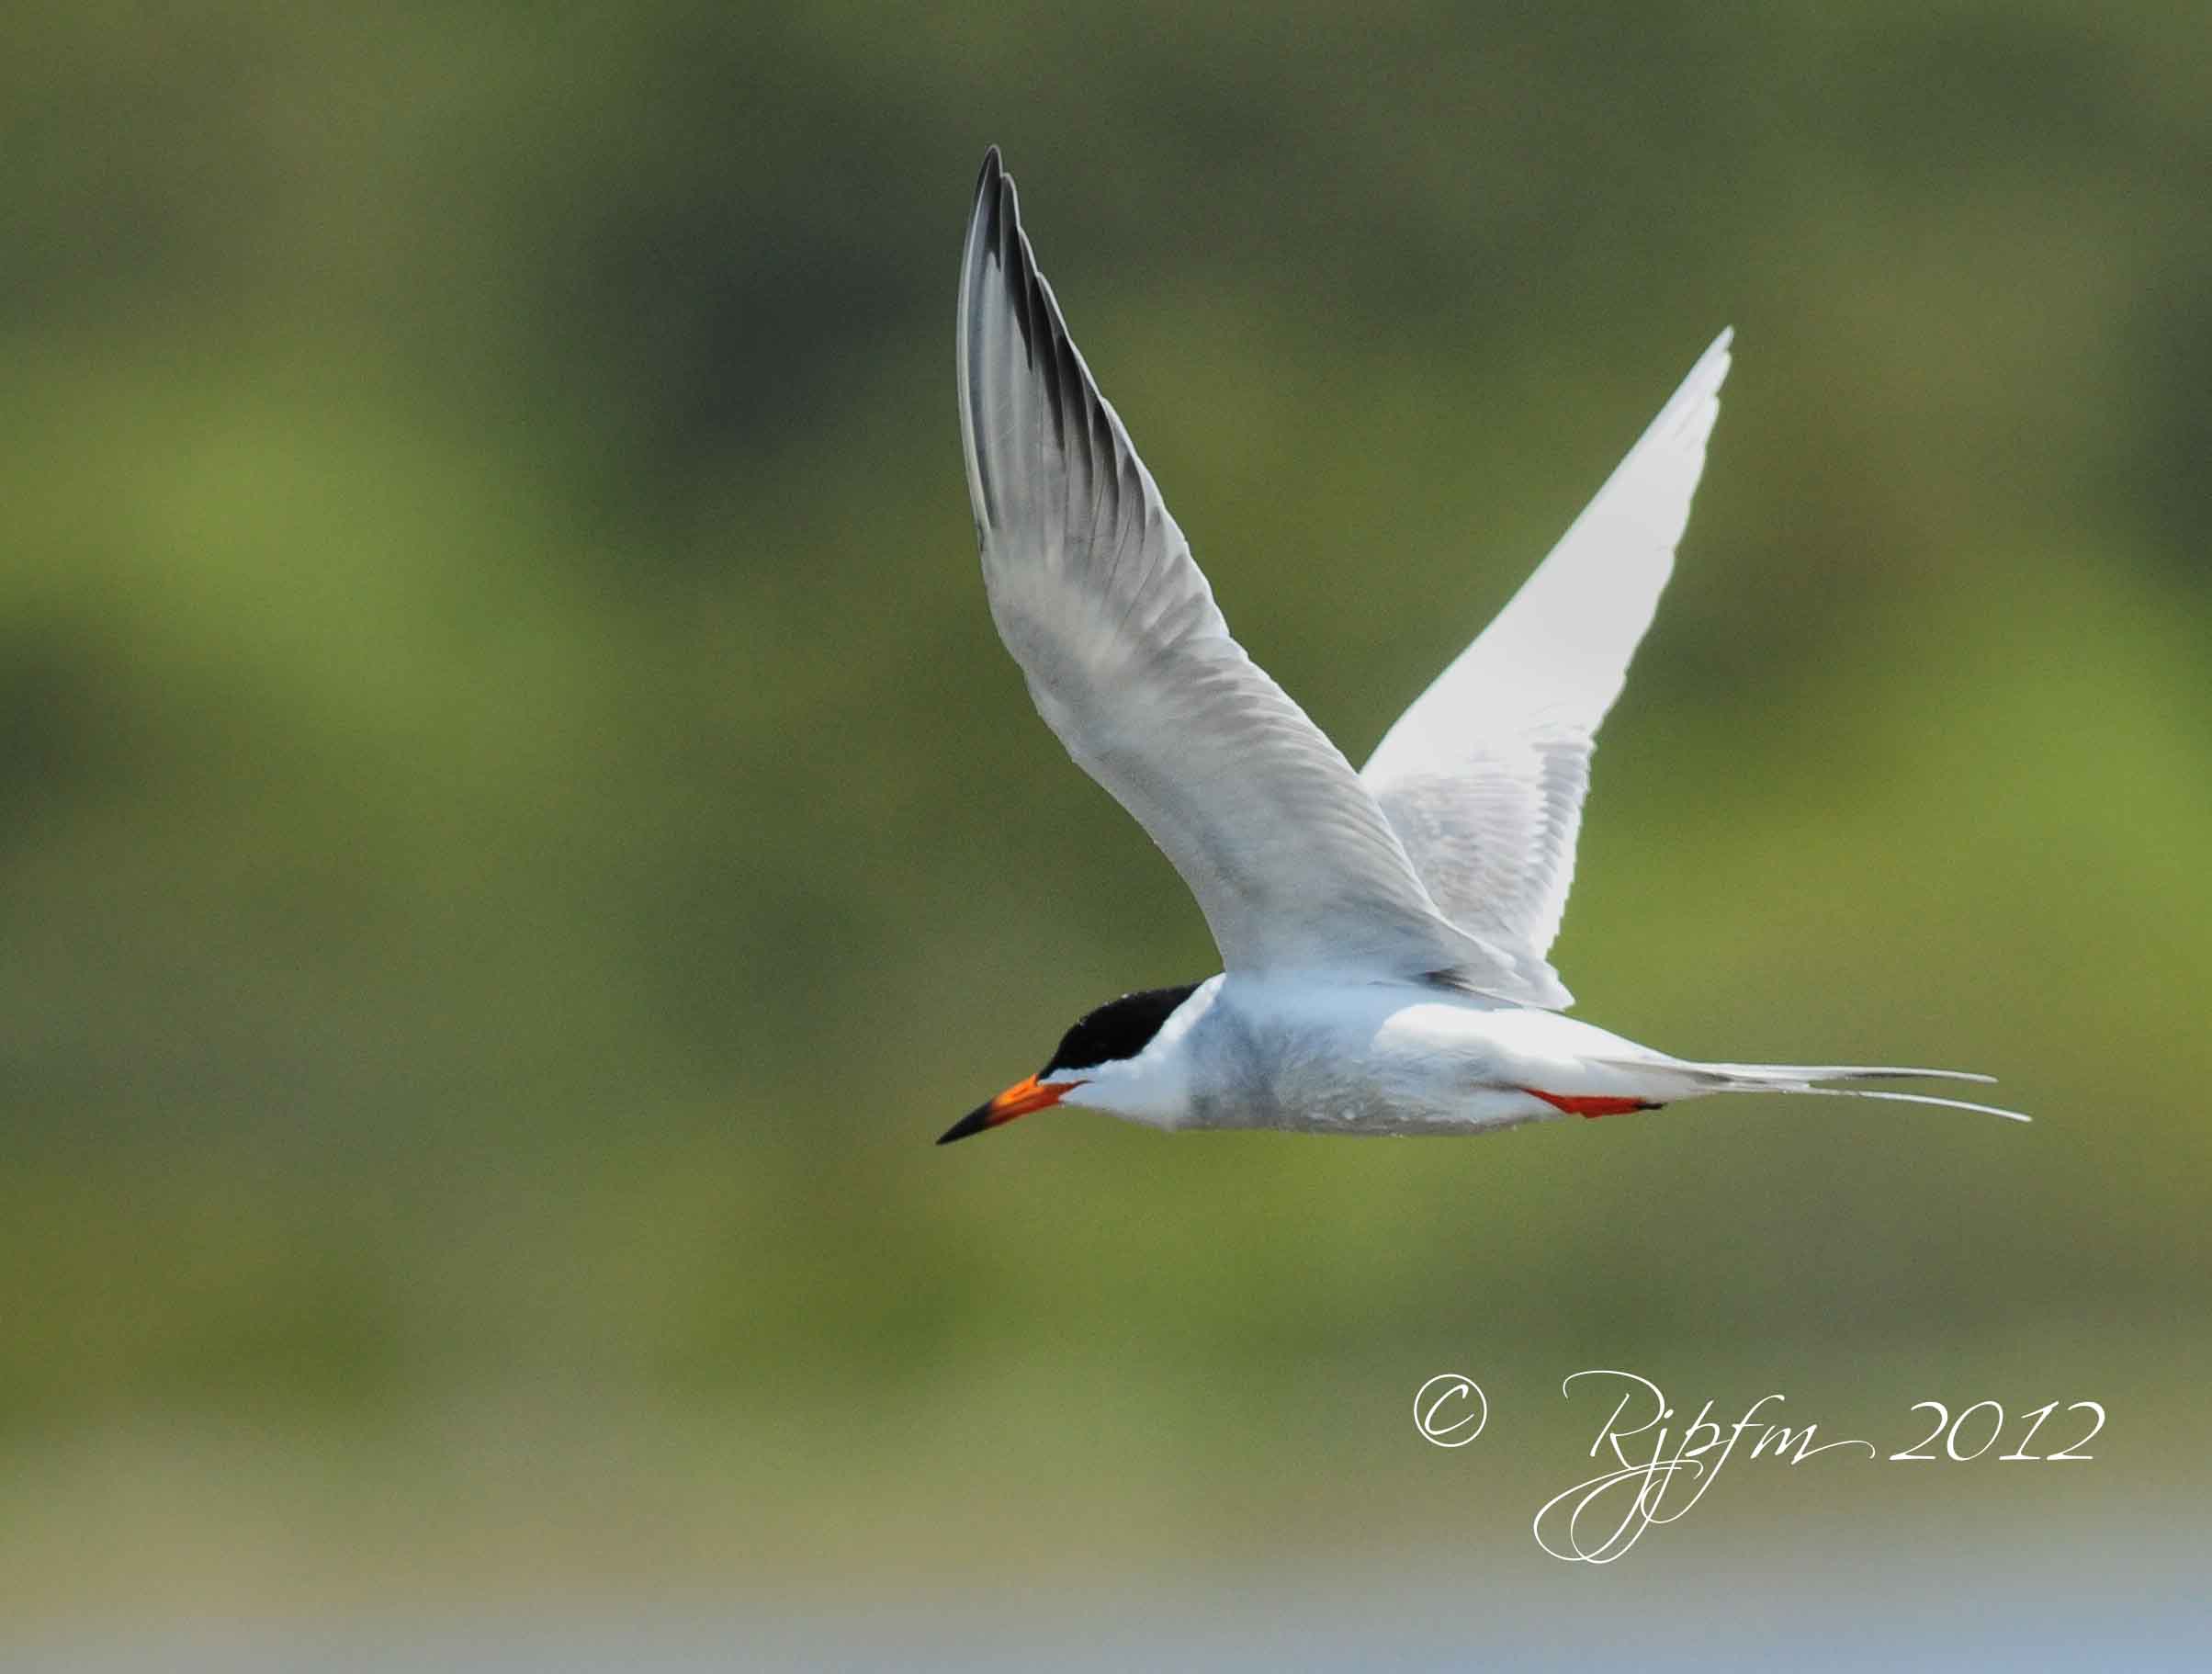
xmin=957 ymin=149 xmax=1563 ymax=1001
xmin=1361 ymin=330 xmax=1733 ymax=1001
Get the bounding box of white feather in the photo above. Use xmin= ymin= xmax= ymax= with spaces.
xmin=957 ymin=150 xmax=1562 ymax=1001
xmin=1361 ymin=331 xmax=1733 ymax=1000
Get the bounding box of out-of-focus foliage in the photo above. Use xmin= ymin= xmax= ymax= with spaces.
xmin=1 ymin=0 xmax=2206 ymax=1621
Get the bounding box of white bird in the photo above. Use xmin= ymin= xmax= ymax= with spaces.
xmin=940 ymin=147 xmax=2024 ymax=1146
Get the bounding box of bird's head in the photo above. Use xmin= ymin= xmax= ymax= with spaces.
xmin=938 ymin=981 xmax=1204 ymax=1144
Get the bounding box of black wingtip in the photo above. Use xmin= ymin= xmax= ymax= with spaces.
xmin=994 ymin=173 xmax=1037 ymax=365
xmin=976 ymin=145 xmax=1003 ymax=193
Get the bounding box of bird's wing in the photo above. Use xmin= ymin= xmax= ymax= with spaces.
xmin=1360 ymin=330 xmax=1733 ymax=1002
xmin=958 ymin=149 xmax=1562 ymax=1001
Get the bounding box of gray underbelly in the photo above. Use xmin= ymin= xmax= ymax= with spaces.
xmin=1181 ymin=1069 xmax=1555 ymax=1137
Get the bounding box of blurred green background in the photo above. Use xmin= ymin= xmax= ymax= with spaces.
xmin=4 ymin=1 xmax=2208 ymax=1660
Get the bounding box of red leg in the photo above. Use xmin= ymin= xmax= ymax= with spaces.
xmin=1526 ymin=1089 xmax=1661 ymax=1119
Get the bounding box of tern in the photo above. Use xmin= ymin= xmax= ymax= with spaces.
xmin=940 ymin=147 xmax=2023 ymax=1147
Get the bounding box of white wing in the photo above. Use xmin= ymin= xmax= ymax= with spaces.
xmin=958 ymin=150 xmax=1563 ymax=1001
xmin=1361 ymin=330 xmax=1733 ymax=1005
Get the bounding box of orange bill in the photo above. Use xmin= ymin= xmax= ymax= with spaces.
xmin=937 ymin=1074 xmax=1082 ymax=1145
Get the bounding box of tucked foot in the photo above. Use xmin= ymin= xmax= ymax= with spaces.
xmin=1526 ymin=1089 xmax=1663 ymax=1119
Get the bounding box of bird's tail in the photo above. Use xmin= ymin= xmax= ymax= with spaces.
xmin=1605 ymin=1058 xmax=2031 ymax=1123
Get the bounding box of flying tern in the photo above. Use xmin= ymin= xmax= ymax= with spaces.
xmin=941 ymin=147 xmax=2023 ymax=1146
